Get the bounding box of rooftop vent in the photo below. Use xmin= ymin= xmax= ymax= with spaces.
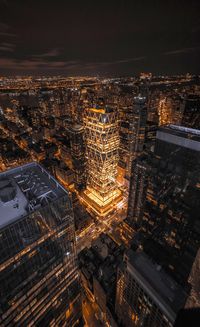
xmin=0 ymin=179 xmax=17 ymax=203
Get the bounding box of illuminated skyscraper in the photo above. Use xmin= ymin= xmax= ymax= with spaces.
xmin=158 ymin=97 xmax=173 ymax=125
xmin=0 ymin=163 xmax=82 ymax=326
xmin=83 ymin=107 xmax=121 ymax=216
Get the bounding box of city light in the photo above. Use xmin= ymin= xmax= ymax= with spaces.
xmin=0 ymin=1 xmax=199 ymax=325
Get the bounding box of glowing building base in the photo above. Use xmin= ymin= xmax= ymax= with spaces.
xmin=81 ymin=188 xmax=122 ymax=217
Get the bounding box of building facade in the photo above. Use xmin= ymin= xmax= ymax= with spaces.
xmin=181 ymin=94 xmax=200 ymax=129
xmin=127 ymin=125 xmax=200 ymax=285
xmin=70 ymin=124 xmax=86 ymax=191
xmin=0 ymin=162 xmax=82 ymax=326
xmin=127 ymin=156 xmax=148 ymax=227
xmin=115 ymin=250 xmax=187 ymax=327
xmin=119 ymin=96 xmax=147 ymax=180
xmin=83 ymin=107 xmax=121 ymax=216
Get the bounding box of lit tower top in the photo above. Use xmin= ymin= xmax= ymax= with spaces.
xmin=83 ymin=107 xmax=121 ymax=216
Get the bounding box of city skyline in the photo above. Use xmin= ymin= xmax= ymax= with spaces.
xmin=0 ymin=1 xmax=200 ymax=326
xmin=0 ymin=73 xmax=199 ymax=326
xmin=0 ymin=0 xmax=200 ymax=76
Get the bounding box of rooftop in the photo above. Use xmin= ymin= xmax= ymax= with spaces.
xmin=0 ymin=162 xmax=68 ymax=229
xmin=168 ymin=124 xmax=200 ymax=136
xmin=157 ymin=124 xmax=200 ymax=151
xmin=133 ymin=95 xmax=146 ymax=104
xmin=71 ymin=124 xmax=84 ymax=132
xmin=88 ymin=106 xmax=114 ymax=114
xmin=126 ymin=250 xmax=187 ymax=319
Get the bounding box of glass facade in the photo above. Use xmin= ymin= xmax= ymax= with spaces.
xmin=0 ymin=163 xmax=82 ymax=326
xmin=127 ymin=125 xmax=200 ymax=285
xmin=119 ymin=96 xmax=147 ymax=179
xmin=83 ymin=107 xmax=121 ymax=216
xmin=115 ymin=250 xmax=186 ymax=327
xmin=70 ymin=124 xmax=86 ymax=191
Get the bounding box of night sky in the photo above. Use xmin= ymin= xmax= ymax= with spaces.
xmin=0 ymin=0 xmax=200 ymax=76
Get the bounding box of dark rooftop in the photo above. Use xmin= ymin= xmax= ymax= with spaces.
xmin=0 ymin=162 xmax=68 ymax=229
xmin=158 ymin=125 xmax=200 ymax=146
xmin=126 ymin=250 xmax=187 ymax=320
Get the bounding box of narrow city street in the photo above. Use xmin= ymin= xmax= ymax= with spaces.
xmin=76 ymin=197 xmax=127 ymax=253
xmin=82 ymin=297 xmax=102 ymax=327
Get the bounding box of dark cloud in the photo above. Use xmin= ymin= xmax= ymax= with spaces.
xmin=32 ymin=48 xmax=61 ymax=58
xmin=163 ymin=47 xmax=200 ymax=56
xmin=0 ymin=42 xmax=15 ymax=52
xmin=0 ymin=32 xmax=17 ymax=37
xmin=0 ymin=23 xmax=10 ymax=30
xmin=0 ymin=0 xmax=200 ymax=75
xmin=0 ymin=22 xmax=17 ymax=37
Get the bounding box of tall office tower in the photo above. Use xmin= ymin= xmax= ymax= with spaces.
xmin=129 ymin=96 xmax=147 ymax=174
xmin=0 ymin=163 xmax=82 ymax=327
xmin=119 ymin=105 xmax=135 ymax=175
xmin=83 ymin=107 xmax=121 ymax=216
xmin=115 ymin=249 xmax=186 ymax=327
xmin=145 ymin=121 xmax=158 ymax=153
xmin=70 ymin=124 xmax=86 ymax=191
xmin=127 ymin=155 xmax=148 ymax=227
xmin=181 ymin=94 xmax=200 ymax=129
xmin=147 ymin=89 xmax=160 ymax=124
xmin=119 ymin=96 xmax=147 ymax=180
xmin=139 ymin=76 xmax=150 ymax=99
xmin=127 ymin=125 xmax=200 ymax=285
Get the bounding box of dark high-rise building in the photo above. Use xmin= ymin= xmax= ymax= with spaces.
xmin=181 ymin=95 xmax=200 ymax=129
xmin=127 ymin=125 xmax=200 ymax=285
xmin=130 ymin=95 xmax=147 ymax=163
xmin=155 ymin=124 xmax=200 ymax=157
xmin=145 ymin=121 xmax=158 ymax=153
xmin=127 ymin=155 xmax=148 ymax=227
xmin=115 ymin=249 xmax=187 ymax=327
xmin=70 ymin=124 xmax=86 ymax=191
xmin=0 ymin=163 xmax=82 ymax=326
xmin=119 ymin=96 xmax=147 ymax=179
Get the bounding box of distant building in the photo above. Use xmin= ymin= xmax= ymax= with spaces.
xmin=181 ymin=95 xmax=200 ymax=129
xmin=129 ymin=95 xmax=147 ymax=175
xmin=119 ymin=96 xmax=147 ymax=180
xmin=127 ymin=156 xmax=148 ymax=228
xmin=145 ymin=120 xmax=158 ymax=152
xmin=115 ymin=250 xmax=187 ymax=327
xmin=140 ymin=72 xmax=152 ymax=80
xmin=69 ymin=124 xmax=86 ymax=191
xmin=0 ymin=163 xmax=83 ymax=326
xmin=158 ymin=97 xmax=173 ymax=125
